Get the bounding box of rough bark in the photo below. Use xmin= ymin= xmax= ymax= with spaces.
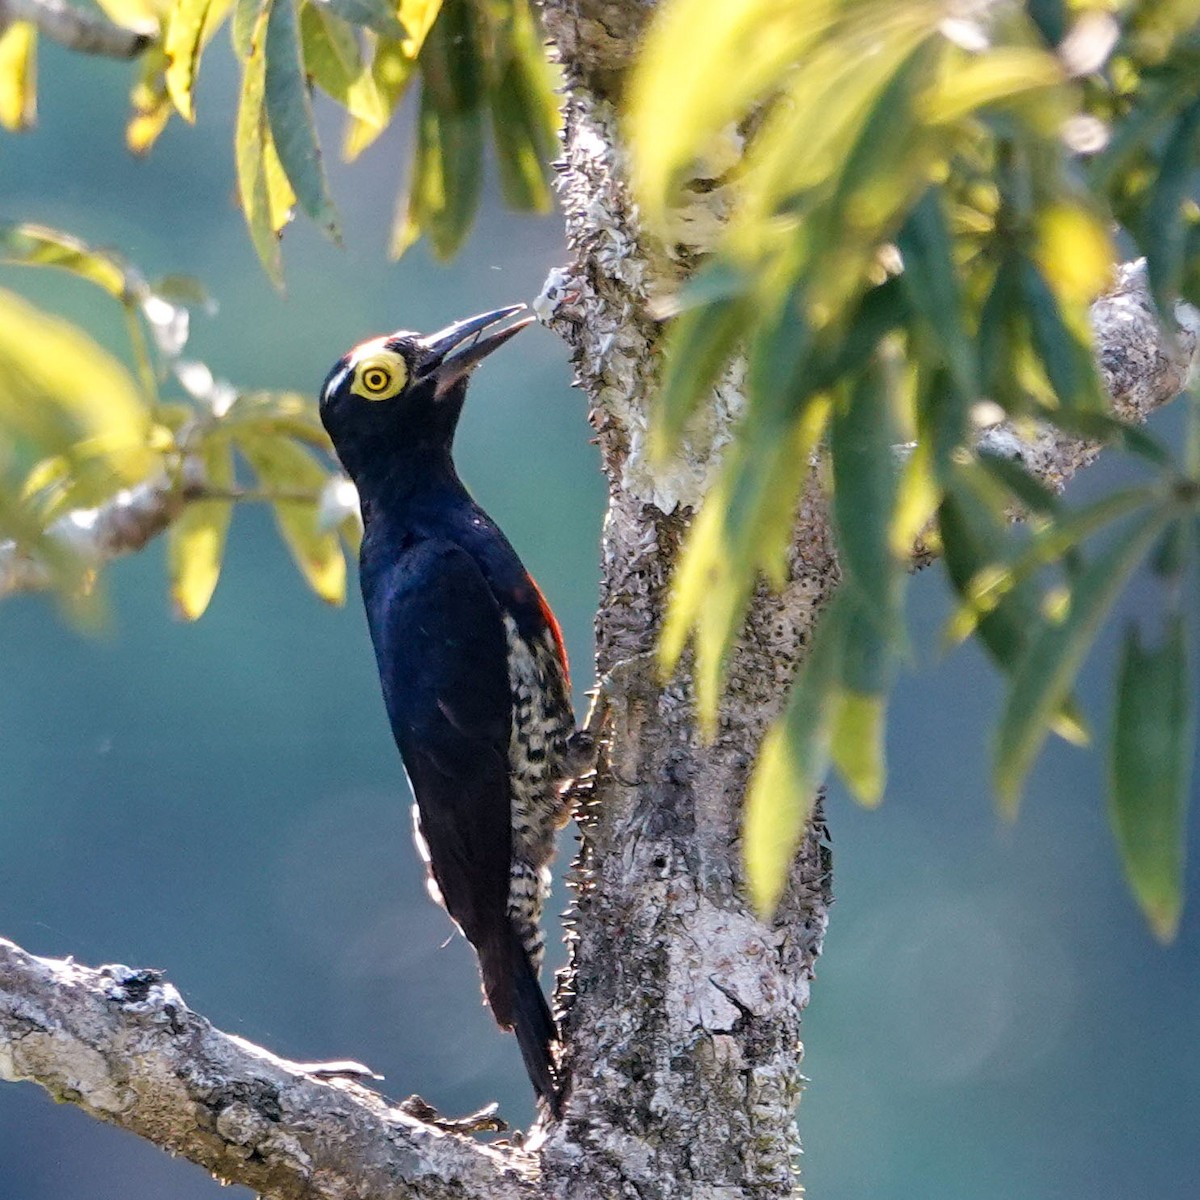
xmin=0 ymin=938 xmax=536 ymax=1200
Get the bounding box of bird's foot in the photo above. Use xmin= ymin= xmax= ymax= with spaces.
xmin=562 ymin=649 xmax=658 ymax=788
xmin=577 ymin=649 xmax=658 ymax=747
xmin=293 ymin=1059 xmax=384 ymax=1082
xmin=396 ymin=1095 xmax=508 ymax=1134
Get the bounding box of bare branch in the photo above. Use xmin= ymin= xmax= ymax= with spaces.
xmin=0 ymin=0 xmax=153 ymax=58
xmin=0 ymin=937 xmax=534 ymax=1200
xmin=0 ymin=476 xmax=182 ymax=599
xmin=978 ymin=260 xmax=1199 ymax=489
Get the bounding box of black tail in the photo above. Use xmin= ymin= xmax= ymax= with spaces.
xmin=480 ymin=928 xmax=560 ymax=1114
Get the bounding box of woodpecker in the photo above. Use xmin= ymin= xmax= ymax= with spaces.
xmin=319 ymin=305 xmax=578 ymax=1113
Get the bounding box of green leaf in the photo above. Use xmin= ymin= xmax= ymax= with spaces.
xmin=995 ymin=502 xmax=1172 ymax=817
xmin=830 ymin=354 xmax=902 ymax=630
xmin=0 ymin=21 xmax=37 ymax=132
xmin=325 ymin=0 xmax=404 ymax=36
xmin=301 ymin=1 xmax=385 ymax=125
xmin=744 ymin=591 xmax=846 ymax=917
xmin=945 ymin=481 xmax=1161 ymax=649
xmin=392 ymin=87 xmax=483 ymax=259
xmin=234 ymin=430 xmax=346 ymax=603
xmin=419 ymin=0 xmax=481 ymax=112
xmin=1109 ymin=612 xmax=1192 ymax=942
xmin=897 ymin=188 xmax=977 ymax=403
xmin=264 ymin=0 xmax=341 ymax=238
xmin=165 ymin=0 xmax=234 ymax=120
xmin=830 ymin=584 xmax=896 ymax=805
xmin=1020 ymin=257 xmax=1105 ymax=414
xmin=168 ymin=435 xmax=235 ymax=620
xmin=651 ymin=283 xmax=751 ymax=459
xmin=1142 ymin=97 xmax=1200 ymax=320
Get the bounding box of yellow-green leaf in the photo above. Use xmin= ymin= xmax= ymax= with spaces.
xmin=168 ymin=435 xmax=235 ymax=620
xmin=301 ymin=1 xmax=385 ymax=126
xmin=392 ymin=88 xmax=482 ymax=260
xmin=235 ymin=0 xmax=292 ymax=286
xmin=0 ymin=223 xmax=131 ymax=299
xmin=343 ymin=0 xmax=441 ymax=160
xmin=235 ymin=430 xmax=345 ymax=603
xmin=165 ymin=0 xmax=235 ymax=121
xmin=1109 ymin=612 xmax=1192 ymax=942
xmin=0 ymin=286 xmax=151 ymax=480
xmin=127 ymin=44 xmax=174 ymax=154
xmin=744 ymin=591 xmax=845 ymax=917
xmin=0 ymin=21 xmax=37 ymax=132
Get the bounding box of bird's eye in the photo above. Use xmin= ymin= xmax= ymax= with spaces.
xmin=363 ymin=367 xmax=390 ymax=393
xmin=350 ymin=353 xmax=407 ymax=402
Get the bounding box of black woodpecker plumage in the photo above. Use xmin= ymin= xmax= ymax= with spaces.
xmin=318 ymin=305 xmax=578 ymax=1112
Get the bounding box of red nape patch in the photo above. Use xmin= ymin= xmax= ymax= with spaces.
xmin=526 ymin=573 xmax=569 ymax=681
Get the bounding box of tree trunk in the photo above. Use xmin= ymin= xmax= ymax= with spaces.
xmin=536 ymin=6 xmax=834 ymax=1194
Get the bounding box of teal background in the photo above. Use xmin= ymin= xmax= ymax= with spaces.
xmin=1 ymin=37 xmax=1198 ymax=1200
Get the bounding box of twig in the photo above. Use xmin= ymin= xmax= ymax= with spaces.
xmin=0 ymin=0 xmax=154 ymax=58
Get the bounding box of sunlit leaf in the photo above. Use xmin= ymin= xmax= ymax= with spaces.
xmin=342 ymin=0 xmax=441 ymax=159
xmin=127 ymin=44 xmax=175 ymax=154
xmin=995 ymin=503 xmax=1171 ymax=816
xmin=0 ymin=21 xmax=37 ymax=132
xmin=168 ymin=435 xmax=235 ymax=620
xmin=392 ymin=88 xmax=482 ymax=259
xmin=744 ymin=591 xmax=845 ymax=917
xmin=234 ymin=430 xmax=345 ymax=603
xmin=0 ymin=223 xmax=132 ymax=300
xmin=0 ymin=287 xmax=150 ymax=468
xmin=235 ymin=0 xmax=293 ymax=287
xmin=921 ymin=45 xmax=1062 ymax=126
xmin=661 ymin=398 xmax=829 ymax=729
xmin=301 ymin=1 xmax=385 ymax=125
xmin=165 ymin=0 xmax=235 ymax=120
xmin=264 ymin=0 xmax=341 ymax=239
xmin=830 ymin=585 xmax=896 ymax=806
xmin=1110 ymin=612 xmax=1192 ymax=942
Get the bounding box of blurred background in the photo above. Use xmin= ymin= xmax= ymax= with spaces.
xmin=1 ymin=35 xmax=1198 ymax=1200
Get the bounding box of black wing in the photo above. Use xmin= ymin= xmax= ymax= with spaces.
xmin=365 ymin=537 xmax=513 ymax=962
xmin=363 ymin=535 xmax=560 ymax=1108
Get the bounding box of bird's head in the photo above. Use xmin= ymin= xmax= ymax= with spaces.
xmin=319 ymin=305 xmax=534 ymax=485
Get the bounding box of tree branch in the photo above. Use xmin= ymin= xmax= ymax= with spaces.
xmin=0 ymin=937 xmax=535 ymax=1200
xmin=0 ymin=0 xmax=153 ymax=58
xmin=978 ymin=260 xmax=1198 ymax=491
xmin=0 ymin=476 xmax=182 ymax=599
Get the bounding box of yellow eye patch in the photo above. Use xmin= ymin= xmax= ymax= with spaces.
xmin=350 ymin=351 xmax=408 ymax=402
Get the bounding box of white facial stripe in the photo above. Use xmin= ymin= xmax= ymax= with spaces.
xmin=323 ymin=364 xmax=351 ymax=401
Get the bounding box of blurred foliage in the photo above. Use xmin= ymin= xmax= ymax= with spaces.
xmin=0 ymin=0 xmax=558 ymax=281
xmin=0 ymin=222 xmax=357 ymax=615
xmin=631 ymin=0 xmax=1200 ymax=931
